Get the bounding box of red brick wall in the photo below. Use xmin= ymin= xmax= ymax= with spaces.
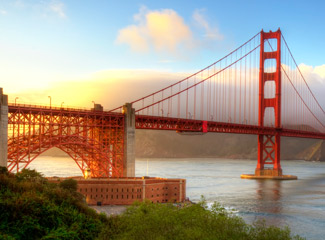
xmin=48 ymin=177 xmax=186 ymax=205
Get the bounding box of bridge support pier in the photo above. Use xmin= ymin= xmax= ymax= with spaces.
xmin=123 ymin=103 xmax=135 ymax=177
xmin=0 ymin=88 xmax=8 ymax=168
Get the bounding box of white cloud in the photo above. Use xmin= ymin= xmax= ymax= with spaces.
xmin=5 ymin=69 xmax=189 ymax=109
xmin=116 ymin=7 xmax=225 ymax=58
xmin=117 ymin=7 xmax=194 ymax=56
xmin=296 ymin=63 xmax=325 ymax=109
xmin=0 ymin=9 xmax=7 ymax=15
xmin=193 ymin=9 xmax=223 ymax=41
xmin=49 ymin=1 xmax=66 ymax=18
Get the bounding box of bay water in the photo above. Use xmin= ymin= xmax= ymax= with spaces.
xmin=29 ymin=157 xmax=325 ymax=240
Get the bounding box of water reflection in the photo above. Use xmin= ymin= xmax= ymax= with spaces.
xmin=253 ymin=180 xmax=285 ymax=226
xmin=256 ymin=180 xmax=282 ymax=202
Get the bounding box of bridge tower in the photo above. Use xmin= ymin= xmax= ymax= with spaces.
xmin=242 ymin=29 xmax=297 ymax=179
xmin=256 ymin=29 xmax=283 ymax=177
xmin=0 ymin=88 xmax=8 ymax=168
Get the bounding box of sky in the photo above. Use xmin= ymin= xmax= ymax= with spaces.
xmin=1 ymin=0 xmax=325 ymax=109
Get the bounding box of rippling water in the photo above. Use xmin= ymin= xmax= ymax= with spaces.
xmin=29 ymin=157 xmax=325 ymax=240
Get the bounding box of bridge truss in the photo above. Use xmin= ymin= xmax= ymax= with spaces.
xmin=7 ymin=104 xmax=124 ymax=177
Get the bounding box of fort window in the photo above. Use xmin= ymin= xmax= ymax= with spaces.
xmin=117 ymin=189 xmax=118 ymax=192
xmin=106 ymin=195 xmax=108 ymax=199
xmin=111 ymin=195 xmax=113 ymax=199
xmin=101 ymin=188 xmax=103 ymax=192
xmin=117 ymin=195 xmax=118 ymax=199
xmin=111 ymin=188 xmax=113 ymax=192
xmin=127 ymin=195 xmax=129 ymax=199
xmin=96 ymin=188 xmax=98 ymax=192
xmin=106 ymin=188 xmax=108 ymax=192
xmin=122 ymin=195 xmax=123 ymax=199
xmin=122 ymin=188 xmax=124 ymax=192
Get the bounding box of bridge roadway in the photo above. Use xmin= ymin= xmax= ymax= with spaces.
xmin=7 ymin=103 xmax=325 ymax=140
xmin=135 ymin=115 xmax=325 ymax=140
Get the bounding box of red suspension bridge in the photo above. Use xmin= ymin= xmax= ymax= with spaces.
xmin=0 ymin=29 xmax=324 ymax=178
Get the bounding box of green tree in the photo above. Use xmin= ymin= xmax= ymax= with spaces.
xmin=59 ymin=178 xmax=78 ymax=192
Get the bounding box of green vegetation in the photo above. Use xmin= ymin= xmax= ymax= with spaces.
xmin=0 ymin=167 xmax=304 ymax=240
xmin=0 ymin=167 xmax=105 ymax=240
xmin=99 ymin=199 xmax=304 ymax=240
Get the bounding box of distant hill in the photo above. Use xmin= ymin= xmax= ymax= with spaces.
xmin=42 ymin=130 xmax=324 ymax=161
xmin=135 ymin=130 xmax=324 ymax=161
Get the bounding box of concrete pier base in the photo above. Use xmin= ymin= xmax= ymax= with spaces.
xmin=241 ymin=168 xmax=297 ymax=180
xmin=122 ymin=103 xmax=135 ymax=177
xmin=0 ymin=88 xmax=8 ymax=168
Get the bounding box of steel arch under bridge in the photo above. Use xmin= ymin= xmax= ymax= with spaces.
xmin=6 ymin=104 xmax=126 ymax=178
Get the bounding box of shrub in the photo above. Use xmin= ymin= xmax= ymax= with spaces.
xmin=0 ymin=166 xmax=8 ymax=175
xmin=98 ymin=198 xmax=305 ymax=240
xmin=15 ymin=168 xmax=44 ymax=182
xmin=59 ymin=178 xmax=78 ymax=192
xmin=0 ymin=169 xmax=105 ymax=240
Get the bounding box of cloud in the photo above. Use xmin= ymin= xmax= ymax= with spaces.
xmin=49 ymin=1 xmax=66 ymax=18
xmin=117 ymin=7 xmax=193 ymax=56
xmin=6 ymin=69 xmax=189 ymax=109
xmin=295 ymin=63 xmax=325 ymax=109
xmin=0 ymin=9 xmax=7 ymax=15
xmin=117 ymin=25 xmax=149 ymax=52
xmin=193 ymin=9 xmax=223 ymax=41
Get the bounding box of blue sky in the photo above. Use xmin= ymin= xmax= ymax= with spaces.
xmin=1 ymin=0 xmax=324 ymax=108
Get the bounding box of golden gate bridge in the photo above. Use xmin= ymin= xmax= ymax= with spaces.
xmin=1 ymin=29 xmax=324 ymax=179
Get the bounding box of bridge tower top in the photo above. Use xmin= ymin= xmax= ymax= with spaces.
xmin=259 ymin=29 xmax=281 ymax=128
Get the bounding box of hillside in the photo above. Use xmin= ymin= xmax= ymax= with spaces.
xmin=135 ymin=130 xmax=324 ymax=161
xmin=43 ymin=130 xmax=324 ymax=161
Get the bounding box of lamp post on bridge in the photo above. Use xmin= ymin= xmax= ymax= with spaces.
xmin=15 ymin=97 xmax=19 ymax=105
xmin=48 ymin=96 xmax=51 ymax=109
xmin=61 ymin=102 xmax=64 ymax=108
